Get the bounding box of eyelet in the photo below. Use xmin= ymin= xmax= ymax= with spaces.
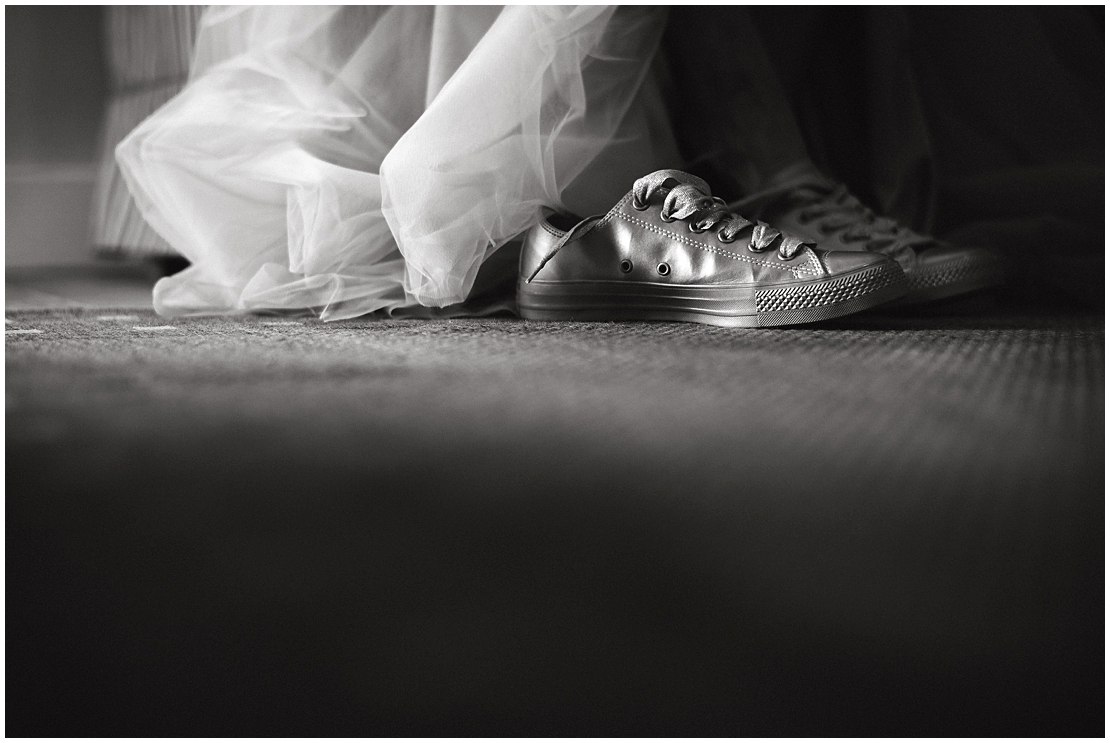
xmin=657 ymin=262 xmax=671 ymax=276
xmin=717 ymin=229 xmax=736 ymax=244
xmin=659 ymin=212 xmax=677 ymax=223
xmin=632 ymin=196 xmax=649 ymax=211
xmin=688 ymin=222 xmax=709 ymax=234
xmin=619 ymin=259 xmax=633 ymax=273
xmin=747 ymin=244 xmax=765 ymax=254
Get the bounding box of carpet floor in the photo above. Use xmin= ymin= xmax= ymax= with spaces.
xmin=6 ymin=305 xmax=1104 ymax=735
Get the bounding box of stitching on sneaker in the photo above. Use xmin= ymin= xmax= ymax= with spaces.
xmin=801 ymin=248 xmax=823 ymax=277
xmin=594 ymin=192 xmax=635 ymax=229
xmin=618 ymin=211 xmax=816 ymax=277
xmin=540 ymin=221 xmax=564 ymax=238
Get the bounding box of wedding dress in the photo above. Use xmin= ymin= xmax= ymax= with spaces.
xmin=117 ymin=5 xmax=679 ymax=320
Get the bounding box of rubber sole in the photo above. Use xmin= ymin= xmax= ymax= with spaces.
xmin=519 ymin=261 xmax=908 ymax=327
xmin=891 ymin=252 xmax=1006 ymax=306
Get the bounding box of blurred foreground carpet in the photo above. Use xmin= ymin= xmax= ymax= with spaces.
xmin=6 ymin=307 xmax=1103 ymax=735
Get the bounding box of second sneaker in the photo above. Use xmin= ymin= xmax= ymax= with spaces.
xmin=731 ymin=163 xmax=1005 ymax=305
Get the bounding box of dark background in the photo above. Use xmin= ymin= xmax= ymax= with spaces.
xmin=663 ymin=5 xmax=1104 ymax=309
xmin=6 ymin=5 xmax=107 ymax=165
xmin=7 ymin=6 xmax=108 ymax=269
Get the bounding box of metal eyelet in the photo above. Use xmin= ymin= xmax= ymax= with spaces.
xmin=717 ymin=229 xmax=736 ymax=244
xmin=632 ymin=196 xmax=649 ymax=211
xmin=619 ymin=259 xmax=633 ymax=273
xmin=659 ymin=212 xmax=677 ymax=223
xmin=657 ymin=262 xmax=671 ymax=276
xmin=747 ymin=244 xmax=766 ymax=254
xmin=688 ymin=222 xmax=709 ymax=234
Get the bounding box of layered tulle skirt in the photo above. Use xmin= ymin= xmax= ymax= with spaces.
xmin=117 ymin=5 xmax=679 ymax=319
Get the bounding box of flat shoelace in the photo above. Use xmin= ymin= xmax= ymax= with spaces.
xmin=632 ymin=170 xmax=808 ymax=261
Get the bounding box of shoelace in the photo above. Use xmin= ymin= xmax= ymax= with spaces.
xmin=631 ymin=170 xmax=809 ymax=261
xmin=733 ymin=174 xmax=934 ymax=254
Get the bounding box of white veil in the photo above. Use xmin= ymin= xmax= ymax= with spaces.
xmin=117 ymin=6 xmax=678 ymax=320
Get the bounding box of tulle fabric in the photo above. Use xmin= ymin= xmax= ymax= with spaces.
xmin=116 ymin=5 xmax=677 ymax=319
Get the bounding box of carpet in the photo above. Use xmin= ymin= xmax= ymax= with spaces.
xmin=6 ymin=306 xmax=1104 ymax=735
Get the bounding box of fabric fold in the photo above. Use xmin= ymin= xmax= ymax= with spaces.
xmin=116 ymin=5 xmax=678 ymax=318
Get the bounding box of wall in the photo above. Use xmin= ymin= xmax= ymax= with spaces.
xmin=6 ymin=6 xmax=108 ymax=266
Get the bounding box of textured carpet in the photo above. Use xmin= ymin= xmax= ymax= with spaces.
xmin=6 ymin=307 xmax=1104 ymax=735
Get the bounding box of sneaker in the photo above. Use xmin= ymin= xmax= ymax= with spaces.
xmin=731 ymin=163 xmax=1005 ymax=305
xmin=518 ymin=170 xmax=908 ymax=327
